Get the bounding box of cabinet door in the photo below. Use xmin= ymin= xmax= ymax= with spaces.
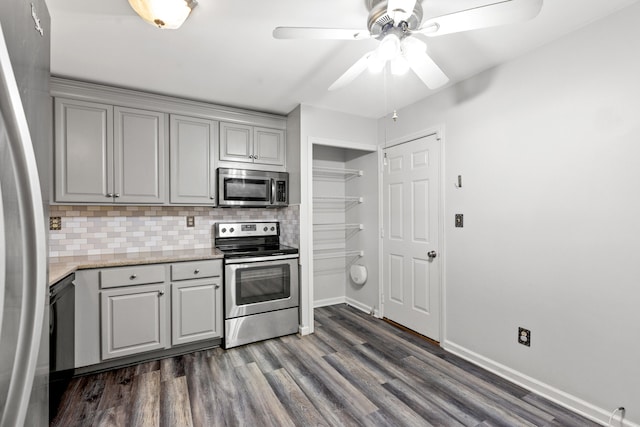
xmin=54 ymin=98 xmax=114 ymax=203
xmin=171 ymin=277 xmax=222 ymax=346
xmin=113 ymin=107 xmax=167 ymax=204
xmin=100 ymin=284 xmax=168 ymax=360
xmin=219 ymin=122 xmax=253 ymax=163
xmin=170 ymin=115 xmax=218 ymax=204
xmin=254 ymin=127 xmax=285 ymax=166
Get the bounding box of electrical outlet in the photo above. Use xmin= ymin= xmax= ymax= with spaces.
xmin=49 ymin=216 xmax=62 ymax=231
xmin=455 ymin=214 xmax=464 ymax=228
xmin=186 ymin=216 xmax=195 ymax=228
xmin=518 ymin=327 xmax=531 ymax=347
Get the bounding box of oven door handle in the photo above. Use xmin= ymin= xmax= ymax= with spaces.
xmin=224 ymin=253 xmax=299 ymax=264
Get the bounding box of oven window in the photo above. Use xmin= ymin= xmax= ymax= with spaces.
xmin=236 ymin=264 xmax=290 ymax=305
xmin=224 ymin=178 xmax=269 ymax=201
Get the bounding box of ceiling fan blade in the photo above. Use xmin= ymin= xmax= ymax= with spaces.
xmin=409 ymin=51 xmax=449 ymax=89
xmin=417 ymin=0 xmax=543 ymax=37
xmin=329 ymin=52 xmax=374 ymax=91
xmin=387 ymin=0 xmax=417 ymax=24
xmin=273 ymin=27 xmax=371 ymax=40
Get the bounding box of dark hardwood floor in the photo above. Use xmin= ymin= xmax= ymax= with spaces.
xmin=51 ymin=305 xmax=599 ymax=426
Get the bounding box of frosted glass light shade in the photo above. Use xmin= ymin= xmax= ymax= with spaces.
xmin=390 ymin=55 xmax=410 ymax=75
xmin=128 ymin=0 xmax=197 ymax=29
xmin=402 ymin=37 xmax=427 ymax=67
xmin=378 ymin=34 xmax=401 ymax=61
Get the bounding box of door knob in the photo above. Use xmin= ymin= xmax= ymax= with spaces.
xmin=427 ymin=251 xmax=437 ymax=259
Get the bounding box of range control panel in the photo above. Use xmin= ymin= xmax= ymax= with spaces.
xmin=215 ymin=222 xmax=279 ymax=238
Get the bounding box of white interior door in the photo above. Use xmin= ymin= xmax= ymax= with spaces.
xmin=383 ymin=134 xmax=441 ymax=341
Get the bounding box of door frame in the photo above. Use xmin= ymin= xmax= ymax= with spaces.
xmin=377 ymin=125 xmax=447 ymax=343
xmin=302 ymin=136 xmax=379 ymax=336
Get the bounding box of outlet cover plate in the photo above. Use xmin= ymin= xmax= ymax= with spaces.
xmin=50 ymin=216 xmax=62 ymax=231
xmin=518 ymin=327 xmax=531 ymax=347
xmin=186 ymin=216 xmax=195 ymax=228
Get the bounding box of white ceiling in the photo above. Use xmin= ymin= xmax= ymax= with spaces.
xmin=46 ymin=0 xmax=638 ymax=119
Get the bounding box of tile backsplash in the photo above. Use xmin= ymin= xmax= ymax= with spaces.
xmin=49 ymin=205 xmax=300 ymax=257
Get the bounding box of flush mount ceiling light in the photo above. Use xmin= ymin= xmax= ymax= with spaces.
xmin=128 ymin=0 xmax=197 ymax=29
xmin=273 ymin=0 xmax=543 ymax=91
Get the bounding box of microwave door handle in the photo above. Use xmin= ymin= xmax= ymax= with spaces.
xmin=270 ymin=178 xmax=275 ymax=204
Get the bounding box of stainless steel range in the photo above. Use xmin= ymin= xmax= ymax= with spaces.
xmin=215 ymin=221 xmax=299 ymax=349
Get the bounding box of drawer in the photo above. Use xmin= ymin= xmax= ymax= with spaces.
xmin=100 ymin=265 xmax=166 ymax=289
xmin=171 ymin=260 xmax=222 ymax=281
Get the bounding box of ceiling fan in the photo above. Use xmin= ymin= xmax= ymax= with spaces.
xmin=273 ymin=0 xmax=543 ymax=91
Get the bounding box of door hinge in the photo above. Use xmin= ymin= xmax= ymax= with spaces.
xmin=381 ymin=293 xmax=385 ymax=303
xmin=380 ymin=228 xmax=384 ymax=238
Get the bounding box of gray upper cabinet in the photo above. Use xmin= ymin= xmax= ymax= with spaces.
xmin=170 ymin=115 xmax=218 ymax=205
xmin=220 ymin=122 xmax=285 ymax=167
xmin=54 ymin=98 xmax=168 ymax=204
xmin=219 ymin=122 xmax=253 ymax=164
xmin=54 ymin=98 xmax=114 ymax=203
xmin=254 ymin=127 xmax=286 ymax=166
xmin=114 ymin=107 xmax=168 ymax=204
xmin=51 ymin=78 xmax=288 ymax=203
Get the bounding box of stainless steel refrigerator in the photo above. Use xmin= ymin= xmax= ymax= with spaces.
xmin=0 ymin=0 xmax=51 ymax=426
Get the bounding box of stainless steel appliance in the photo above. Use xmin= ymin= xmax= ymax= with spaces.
xmin=0 ymin=2 xmax=50 ymax=425
xmin=217 ymin=168 xmax=289 ymax=207
xmin=215 ymin=222 xmax=299 ymax=348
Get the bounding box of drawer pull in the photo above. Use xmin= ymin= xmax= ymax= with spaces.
xmin=129 ymin=274 xmax=137 ymax=280
xmin=194 ymin=269 xmax=200 ymax=275
xmin=158 ymin=290 xmax=164 ymax=296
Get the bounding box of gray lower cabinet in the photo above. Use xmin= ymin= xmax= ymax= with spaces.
xmin=169 ymin=115 xmax=218 ymax=204
xmin=100 ymin=283 xmax=169 ymax=360
xmin=171 ymin=278 xmax=222 ymax=345
xmin=54 ymin=97 xmax=168 ymax=204
xmin=74 ymin=260 xmax=223 ymax=369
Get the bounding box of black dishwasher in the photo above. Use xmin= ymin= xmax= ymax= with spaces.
xmin=49 ymin=272 xmax=75 ymax=419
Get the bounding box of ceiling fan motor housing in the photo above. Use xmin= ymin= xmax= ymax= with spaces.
xmin=366 ymin=0 xmax=423 ymax=38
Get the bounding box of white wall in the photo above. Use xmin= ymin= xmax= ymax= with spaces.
xmin=379 ymin=3 xmax=640 ymax=425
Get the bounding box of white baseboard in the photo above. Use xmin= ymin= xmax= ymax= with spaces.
xmin=313 ymin=296 xmax=346 ymax=308
xmin=345 ymin=297 xmax=375 ymax=315
xmin=443 ymin=341 xmax=637 ymax=427
xmin=298 ymin=325 xmax=311 ymax=336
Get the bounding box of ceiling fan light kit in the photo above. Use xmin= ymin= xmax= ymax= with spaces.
xmin=273 ymin=0 xmax=543 ymax=91
xmin=128 ymin=0 xmax=197 ymax=29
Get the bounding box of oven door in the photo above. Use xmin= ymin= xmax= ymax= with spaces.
xmin=225 ymin=255 xmax=299 ymax=318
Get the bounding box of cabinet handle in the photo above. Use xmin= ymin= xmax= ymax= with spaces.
xmin=114 ymin=193 xmax=120 ymax=198
xmin=194 ymin=269 xmax=200 ymax=275
xmin=214 ymin=284 xmax=220 ymax=289
xmin=129 ymin=274 xmax=137 ymax=280
xmin=106 ymin=193 xmax=114 ymax=198
xmin=158 ymin=290 xmax=164 ymax=296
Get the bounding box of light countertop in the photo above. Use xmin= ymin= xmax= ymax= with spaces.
xmin=49 ymin=248 xmax=224 ymax=286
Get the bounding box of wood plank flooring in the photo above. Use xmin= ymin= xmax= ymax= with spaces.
xmin=51 ymin=305 xmax=599 ymax=426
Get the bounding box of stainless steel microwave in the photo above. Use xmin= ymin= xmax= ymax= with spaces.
xmin=217 ymin=168 xmax=289 ymax=207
